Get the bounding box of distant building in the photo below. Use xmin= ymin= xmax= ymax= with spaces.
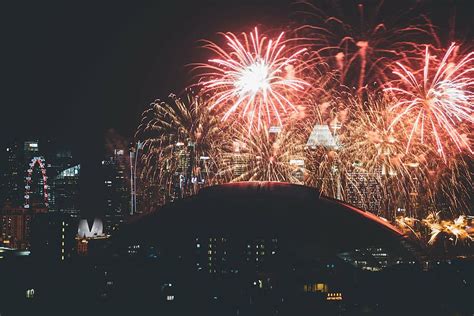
xmin=0 ymin=204 xmax=33 ymax=249
xmin=109 ymin=182 xmax=420 ymax=313
xmin=52 ymin=164 xmax=80 ymax=215
xmin=1 ymin=139 xmax=79 ymax=252
xmin=306 ymin=124 xmax=340 ymax=149
xmin=1 ymin=139 xmax=79 ymax=213
xmin=345 ymin=170 xmax=383 ymax=215
xmin=76 ymin=218 xmax=108 ymax=256
xmin=0 ymin=141 xmax=23 ymax=206
xmin=29 ymin=212 xmax=78 ymax=261
xmin=102 ymin=150 xmax=130 ymax=235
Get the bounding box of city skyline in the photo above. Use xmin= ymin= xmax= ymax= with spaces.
xmin=0 ymin=1 xmax=473 ymax=314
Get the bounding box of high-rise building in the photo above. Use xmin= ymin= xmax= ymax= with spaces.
xmin=46 ymin=147 xmax=76 ymax=211
xmin=306 ymin=124 xmax=340 ymax=150
xmin=23 ymin=140 xmax=40 ymax=161
xmin=345 ymin=170 xmax=383 ymax=215
xmin=52 ymin=164 xmax=80 ymax=215
xmin=0 ymin=203 xmax=33 ymax=249
xmin=305 ymin=124 xmax=342 ymax=199
xmin=102 ymin=149 xmax=130 ymax=235
xmin=1 ymin=139 xmax=79 ymax=251
xmin=0 ymin=141 xmax=23 ymax=206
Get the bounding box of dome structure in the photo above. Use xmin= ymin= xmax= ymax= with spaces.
xmin=116 ymin=181 xmax=417 ymax=270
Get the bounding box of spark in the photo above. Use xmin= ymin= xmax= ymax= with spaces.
xmin=295 ymin=0 xmax=435 ymax=95
xmin=394 ymin=213 xmax=474 ymax=245
xmin=385 ymin=43 xmax=474 ymax=160
xmin=423 ymin=213 xmax=474 ymax=245
xmin=135 ymin=93 xmax=224 ymax=203
xmin=216 ymin=124 xmax=305 ymax=183
xmin=196 ymin=27 xmax=310 ymax=130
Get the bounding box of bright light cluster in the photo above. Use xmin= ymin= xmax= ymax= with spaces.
xmin=198 ymin=27 xmax=309 ymax=130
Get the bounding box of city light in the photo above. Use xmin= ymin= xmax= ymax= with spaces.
xmin=0 ymin=1 xmax=473 ymax=314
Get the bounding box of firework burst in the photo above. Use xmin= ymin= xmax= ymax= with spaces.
xmin=339 ymin=96 xmax=422 ymax=217
xmin=135 ymin=93 xmax=224 ymax=202
xmin=423 ymin=213 xmax=474 ymax=245
xmin=295 ymin=0 xmax=435 ymax=95
xmin=304 ymin=146 xmax=343 ymax=199
xmin=385 ymin=43 xmax=474 ymax=160
xmin=217 ymin=124 xmax=306 ymax=183
xmin=395 ymin=213 xmax=474 ymax=246
xmin=196 ymin=27 xmax=310 ymax=130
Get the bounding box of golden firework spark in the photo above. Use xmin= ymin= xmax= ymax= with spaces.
xmin=216 ymin=124 xmax=306 ymax=183
xmin=136 ymin=93 xmax=224 ymax=202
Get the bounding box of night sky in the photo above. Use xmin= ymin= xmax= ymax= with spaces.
xmin=1 ymin=0 xmax=472 ymax=217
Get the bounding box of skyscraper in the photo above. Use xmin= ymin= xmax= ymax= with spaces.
xmin=1 ymin=139 xmax=79 ymax=251
xmin=52 ymin=164 xmax=81 ymax=215
xmin=0 ymin=141 xmax=23 ymax=206
xmin=0 ymin=203 xmax=33 ymax=249
xmin=306 ymin=124 xmax=340 ymax=150
xmin=345 ymin=170 xmax=383 ymax=215
xmin=102 ymin=149 xmax=130 ymax=235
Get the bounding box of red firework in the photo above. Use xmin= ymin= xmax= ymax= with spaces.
xmin=385 ymin=43 xmax=474 ymax=160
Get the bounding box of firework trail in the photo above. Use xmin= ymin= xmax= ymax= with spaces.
xmin=294 ymin=0 xmax=435 ymax=95
xmin=133 ymin=3 xmax=473 ymax=225
xmin=304 ymin=146 xmax=343 ymax=199
xmin=395 ymin=213 xmax=474 ymax=245
xmin=302 ymin=94 xmax=472 ymax=218
xmin=423 ymin=213 xmax=474 ymax=245
xmin=395 ymin=216 xmax=421 ymax=239
xmin=385 ymin=43 xmax=474 ymax=160
xmin=341 ymin=96 xmax=413 ymax=178
xmin=216 ymin=124 xmax=306 ymax=183
xmin=135 ymin=93 xmax=224 ymax=203
xmin=196 ymin=27 xmax=310 ymax=130
xmin=339 ymin=96 xmax=423 ymax=217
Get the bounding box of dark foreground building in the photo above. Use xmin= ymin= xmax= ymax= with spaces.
xmin=1 ymin=182 xmax=472 ymax=315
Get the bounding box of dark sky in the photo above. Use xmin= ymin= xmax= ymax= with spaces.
xmin=0 ymin=0 xmax=295 ymax=215
xmin=0 ymin=1 xmax=294 ymax=139
xmin=0 ymin=0 xmax=472 ymax=216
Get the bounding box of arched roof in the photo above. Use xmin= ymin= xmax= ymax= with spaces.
xmin=117 ymin=182 xmax=407 ymax=252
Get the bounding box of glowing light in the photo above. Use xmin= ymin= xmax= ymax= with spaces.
xmin=197 ymin=27 xmax=309 ymax=130
xmin=395 ymin=213 xmax=474 ymax=245
xmin=295 ymin=1 xmax=435 ymax=95
xmin=216 ymin=123 xmax=305 ymax=183
xmin=136 ymin=93 xmax=224 ymax=203
xmin=385 ymin=43 xmax=474 ymax=160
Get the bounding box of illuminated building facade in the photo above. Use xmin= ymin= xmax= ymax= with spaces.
xmin=0 ymin=204 xmax=33 ymax=249
xmin=102 ymin=149 xmax=130 ymax=234
xmin=108 ymin=182 xmax=419 ymax=313
xmin=76 ymin=218 xmax=109 ymax=256
xmin=306 ymin=124 xmax=340 ymax=149
xmin=345 ymin=171 xmax=383 ymax=215
xmin=0 ymin=141 xmax=23 ymax=206
xmin=51 ymin=165 xmax=80 ymax=215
